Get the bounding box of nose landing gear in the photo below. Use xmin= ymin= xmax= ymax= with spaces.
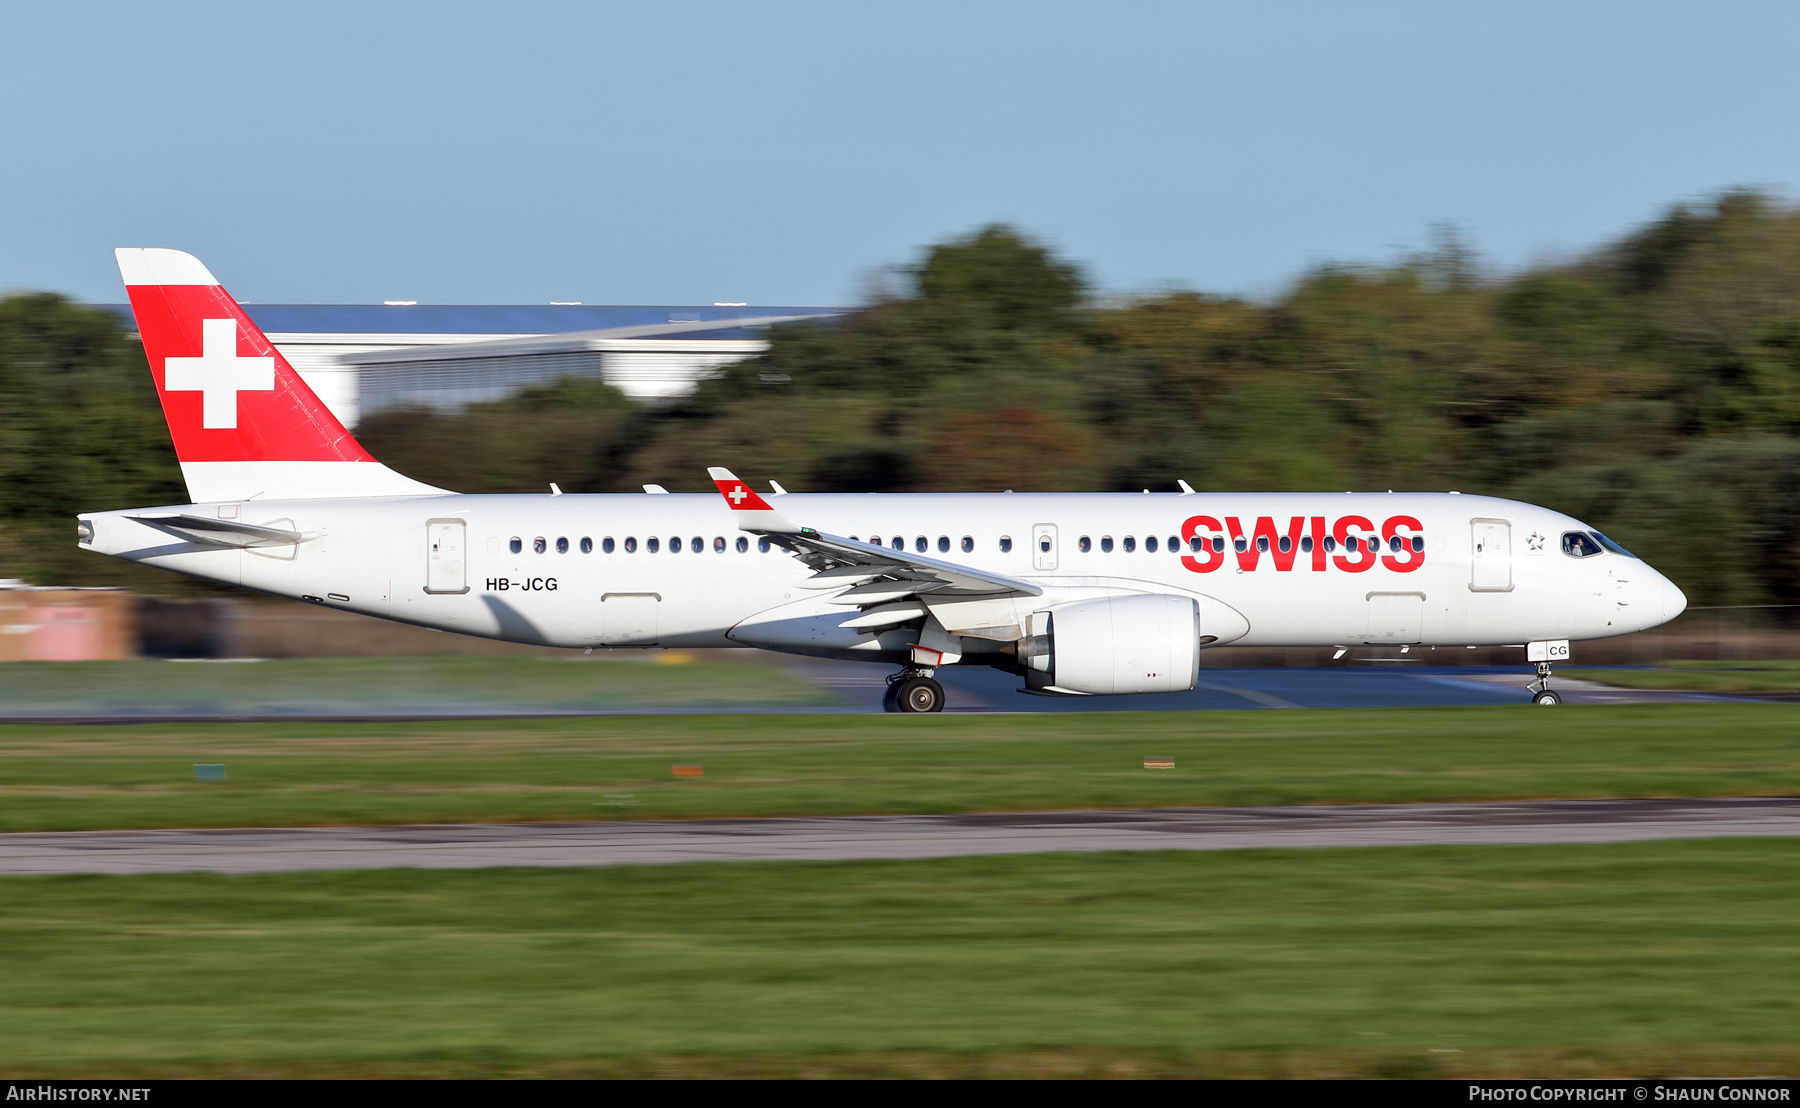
xmin=1525 ymin=640 xmax=1571 ymax=705
xmin=1528 ymin=662 xmax=1561 ymax=705
xmin=883 ymin=668 xmax=945 ymax=713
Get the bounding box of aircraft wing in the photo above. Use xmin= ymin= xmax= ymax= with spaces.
xmin=128 ymin=513 xmax=314 ymax=548
xmin=706 ymin=467 xmax=1041 ymax=600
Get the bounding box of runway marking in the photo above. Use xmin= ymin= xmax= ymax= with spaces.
xmin=1 ymin=797 xmax=1796 ymax=875
xmin=1191 ymin=679 xmax=1299 ymax=709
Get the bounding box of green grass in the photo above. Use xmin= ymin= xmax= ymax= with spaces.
xmin=2 ymin=703 xmax=1798 ymax=832
xmin=1580 ymin=660 xmax=1800 ymax=693
xmin=0 ymin=655 xmax=833 ymax=716
xmin=2 ymin=840 xmax=1796 ymax=1077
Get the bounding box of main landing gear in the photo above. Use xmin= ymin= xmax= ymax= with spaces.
xmin=883 ymin=668 xmax=945 ymax=713
xmin=1528 ymin=662 xmax=1561 ymax=706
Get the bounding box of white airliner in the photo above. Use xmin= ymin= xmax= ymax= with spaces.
xmin=78 ymin=248 xmax=1687 ymax=711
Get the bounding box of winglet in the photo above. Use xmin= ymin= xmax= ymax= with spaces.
xmin=708 ymin=467 xmax=799 ymax=532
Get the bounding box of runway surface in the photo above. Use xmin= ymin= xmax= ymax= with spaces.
xmin=805 ymin=661 xmax=1739 ymax=712
xmin=1 ymin=665 xmax=1737 ymax=723
xmin=4 ymin=797 xmax=1796 ymax=875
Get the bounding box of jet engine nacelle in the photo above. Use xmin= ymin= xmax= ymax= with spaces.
xmin=1020 ymin=593 xmax=1201 ymax=695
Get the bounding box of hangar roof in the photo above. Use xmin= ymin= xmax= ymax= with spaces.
xmin=99 ymin=303 xmax=850 ymax=336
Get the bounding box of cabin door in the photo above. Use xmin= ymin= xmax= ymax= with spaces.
xmin=1470 ymin=518 xmax=1513 ymax=592
xmin=425 ymin=519 xmax=468 ymax=595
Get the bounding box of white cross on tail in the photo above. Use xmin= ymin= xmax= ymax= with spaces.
xmin=729 ymin=487 xmax=749 ymax=504
xmin=162 ymin=318 xmax=275 ymax=429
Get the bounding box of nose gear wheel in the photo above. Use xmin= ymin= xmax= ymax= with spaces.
xmin=1527 ymin=660 xmax=1559 ymax=705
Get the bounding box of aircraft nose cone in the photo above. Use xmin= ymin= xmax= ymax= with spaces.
xmin=1652 ymin=572 xmax=1688 ymax=626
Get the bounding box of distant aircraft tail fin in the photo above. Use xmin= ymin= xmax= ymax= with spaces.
xmin=114 ymin=248 xmax=444 ymax=503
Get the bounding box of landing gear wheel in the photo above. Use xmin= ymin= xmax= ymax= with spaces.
xmin=897 ymin=676 xmax=945 ymax=713
xmin=1527 ymin=659 xmax=1558 ymax=706
xmin=881 ymin=681 xmax=902 ymax=713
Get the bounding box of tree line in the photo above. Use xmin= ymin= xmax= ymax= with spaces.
xmin=6 ymin=191 xmax=1800 ymax=608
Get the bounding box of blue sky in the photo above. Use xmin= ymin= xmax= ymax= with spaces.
xmin=5 ymin=0 xmax=1799 ymax=306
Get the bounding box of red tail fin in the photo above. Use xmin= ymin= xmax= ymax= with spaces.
xmin=116 ymin=248 xmax=442 ymax=502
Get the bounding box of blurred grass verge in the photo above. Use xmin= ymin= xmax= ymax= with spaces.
xmin=0 ymin=840 xmax=1794 ymax=1077
xmin=1 ymin=703 xmax=1796 ymax=832
xmin=1579 ymin=660 xmax=1800 ymax=693
xmin=0 ymin=655 xmax=832 ymax=717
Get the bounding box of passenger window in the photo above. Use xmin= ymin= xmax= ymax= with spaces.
xmin=915 ymin=536 xmax=928 ymax=553
xmin=580 ymin=537 xmax=592 ymax=554
xmin=999 ymin=536 xmax=1013 ymax=554
xmin=1039 ymin=536 xmax=1051 ymax=553
xmin=1234 ymin=537 xmax=1248 ymax=553
xmin=1388 ymin=535 xmax=1402 ymax=552
xmin=1123 ymin=536 xmax=1137 ymax=553
xmin=1167 ymin=535 xmax=1178 ymax=552
xmin=533 ymin=537 xmax=546 ymax=554
xmin=1079 ymin=536 xmax=1092 ymax=553
xmin=1411 ymin=535 xmax=1425 ymax=553
xmin=1146 ymin=536 xmax=1159 ymax=553
xmin=624 ymin=536 xmax=637 ymax=553
xmin=938 ymin=536 xmax=950 ymax=553
xmin=1301 ymin=536 xmax=1313 ymax=553
xmin=891 ymin=536 xmax=904 ymax=550
xmin=691 ymin=536 xmax=704 ymax=553
xmin=556 ymin=537 xmax=569 ymax=554
xmin=509 ymin=537 xmax=522 ymax=554
xmin=1212 ymin=536 xmax=1225 ymax=553
xmin=601 ymin=537 xmax=613 ymax=553
xmin=1278 ymin=536 xmax=1291 ymax=553
xmin=647 ymin=537 xmax=660 ymax=553
xmin=758 ymin=538 xmax=771 ymax=553
xmin=713 ymin=536 xmax=725 ymax=553
xmin=1323 ymin=535 xmax=1336 ymax=553
xmin=1345 ymin=536 xmax=1359 ymax=553
xmin=1255 ymin=536 xmax=1269 ymax=553
xmin=1562 ymin=531 xmax=1603 ymax=558
xmin=736 ymin=536 xmax=748 ymax=553
xmin=1188 ymin=536 xmax=1202 ymax=553
xmin=961 ymin=536 xmax=973 ymax=553
xmin=1101 ymin=536 xmax=1114 ymax=553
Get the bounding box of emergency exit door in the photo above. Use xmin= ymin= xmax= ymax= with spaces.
xmin=1470 ymin=518 xmax=1512 ymax=592
xmin=1032 ymin=524 xmax=1058 ymax=571
xmin=426 ymin=519 xmax=468 ymax=594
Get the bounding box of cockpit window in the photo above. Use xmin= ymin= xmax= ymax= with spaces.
xmin=1590 ymin=531 xmax=1637 ymax=558
xmin=1562 ymin=531 xmax=1604 ymax=558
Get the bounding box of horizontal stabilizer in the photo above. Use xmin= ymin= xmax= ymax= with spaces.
xmin=128 ymin=513 xmax=314 ymax=548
